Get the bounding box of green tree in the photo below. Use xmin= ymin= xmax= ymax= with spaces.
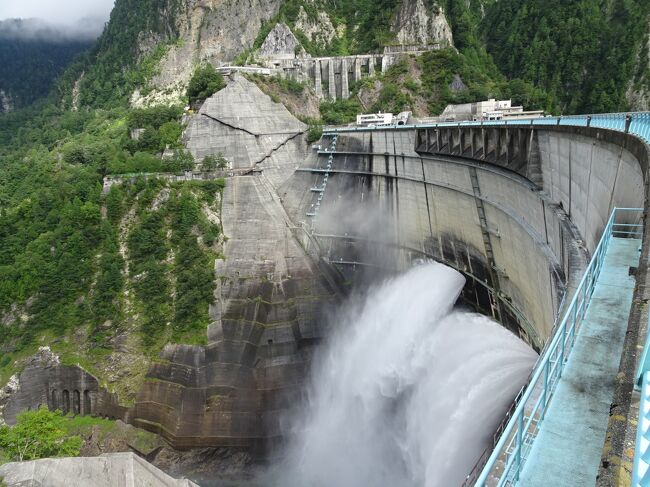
xmin=0 ymin=407 xmax=82 ymax=462
xmin=202 ymin=153 xmax=229 ymax=171
xmin=187 ymin=64 xmax=226 ymax=107
xmin=158 ymin=121 xmax=182 ymax=148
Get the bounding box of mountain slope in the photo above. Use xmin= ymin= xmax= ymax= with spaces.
xmin=482 ymin=0 xmax=650 ymax=112
xmin=0 ymin=19 xmax=94 ymax=111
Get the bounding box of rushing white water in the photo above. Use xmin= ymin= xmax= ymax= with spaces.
xmin=274 ymin=262 xmax=538 ymax=487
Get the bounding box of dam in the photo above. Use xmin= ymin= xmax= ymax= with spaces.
xmin=287 ymin=112 xmax=650 ymax=486
xmin=3 ymin=71 xmax=650 ymax=486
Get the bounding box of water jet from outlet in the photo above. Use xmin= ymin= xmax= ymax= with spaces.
xmin=275 ymin=262 xmax=537 ymax=487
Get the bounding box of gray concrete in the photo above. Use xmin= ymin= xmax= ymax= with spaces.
xmin=261 ymin=52 xmax=401 ymax=100
xmin=0 ymin=453 xmax=197 ymax=487
xmin=328 ymin=59 xmax=336 ymax=100
xmin=184 ymin=73 xmax=306 ymax=169
xmin=341 ymin=58 xmax=349 ymax=100
xmin=281 ymin=129 xmax=589 ymax=350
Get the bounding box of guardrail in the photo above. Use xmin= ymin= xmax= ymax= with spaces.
xmin=633 ymin=256 xmax=650 ymax=486
xmin=470 ymin=207 xmax=643 ymax=486
xmin=633 ymin=371 xmax=650 ymax=487
xmin=323 ymin=111 xmax=650 ymax=146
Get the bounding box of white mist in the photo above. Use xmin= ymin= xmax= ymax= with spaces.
xmin=277 ymin=262 xmax=537 ymax=487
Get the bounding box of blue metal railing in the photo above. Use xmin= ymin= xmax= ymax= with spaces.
xmin=634 ymin=371 xmax=650 ymax=486
xmin=471 ymin=207 xmax=643 ymax=486
xmin=633 ymin=267 xmax=650 ymax=486
xmin=323 ymin=111 xmax=650 ymax=146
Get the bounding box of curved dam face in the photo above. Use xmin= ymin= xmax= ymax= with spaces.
xmin=282 ymin=125 xmax=647 ymax=349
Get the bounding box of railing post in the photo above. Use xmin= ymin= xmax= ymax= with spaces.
xmin=569 ymin=302 xmax=577 ymax=348
xmin=559 ymin=322 xmax=566 ymax=372
xmin=515 ymin=412 xmax=524 ymax=482
xmin=581 ymin=276 xmax=589 ymax=321
xmin=541 ymin=360 xmax=549 ymax=419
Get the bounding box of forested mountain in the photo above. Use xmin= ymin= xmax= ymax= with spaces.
xmin=483 ymin=0 xmax=650 ymax=113
xmin=0 ymin=19 xmax=95 ymax=112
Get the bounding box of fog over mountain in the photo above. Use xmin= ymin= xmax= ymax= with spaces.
xmin=0 ymin=17 xmax=107 ymax=42
xmin=0 ymin=0 xmax=113 ymax=36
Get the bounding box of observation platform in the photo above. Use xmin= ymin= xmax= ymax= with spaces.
xmin=519 ymin=237 xmax=641 ymax=486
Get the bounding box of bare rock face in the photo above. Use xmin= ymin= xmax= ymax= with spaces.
xmin=392 ymin=0 xmax=454 ymax=47
xmin=294 ymin=6 xmax=337 ymax=50
xmin=449 ymin=74 xmax=468 ymax=93
xmin=0 ymin=89 xmax=14 ymax=113
xmin=257 ymin=22 xmax=304 ymax=60
xmin=133 ymin=0 xmax=282 ymax=106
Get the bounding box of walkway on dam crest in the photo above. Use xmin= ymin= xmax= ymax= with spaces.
xmin=519 ymin=237 xmax=641 ymax=486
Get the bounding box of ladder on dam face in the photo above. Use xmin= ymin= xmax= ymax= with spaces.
xmin=306 ymin=134 xmax=338 ymax=221
xmin=468 ymin=167 xmax=502 ymax=322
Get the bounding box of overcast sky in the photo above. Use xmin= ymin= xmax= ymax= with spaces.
xmin=0 ymin=0 xmax=114 ymax=26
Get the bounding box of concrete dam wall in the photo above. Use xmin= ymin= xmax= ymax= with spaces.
xmin=283 ymin=125 xmax=648 ymax=351
xmin=416 ymin=124 xmax=647 ymax=254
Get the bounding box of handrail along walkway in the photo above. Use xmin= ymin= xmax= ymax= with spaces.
xmin=322 ymin=111 xmax=650 ymax=147
xmin=470 ymin=207 xmax=643 ymax=486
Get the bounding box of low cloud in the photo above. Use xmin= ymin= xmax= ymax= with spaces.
xmin=0 ymin=17 xmax=106 ymax=42
xmin=0 ymin=0 xmax=114 ymax=41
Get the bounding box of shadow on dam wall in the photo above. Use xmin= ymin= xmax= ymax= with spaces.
xmin=292 ymin=124 xmax=648 ymax=353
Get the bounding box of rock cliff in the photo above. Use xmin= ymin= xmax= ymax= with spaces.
xmin=257 ymin=23 xmax=305 ymax=60
xmin=392 ymin=0 xmax=454 ymax=46
xmin=0 ymin=89 xmax=14 ymax=113
xmin=132 ymin=0 xmax=282 ymax=106
xmin=293 ymin=6 xmax=337 ymax=50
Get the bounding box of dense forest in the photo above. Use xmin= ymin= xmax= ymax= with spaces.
xmin=0 ymin=20 xmax=92 ymax=111
xmin=483 ymin=0 xmax=650 ymax=113
xmin=0 ymin=90 xmax=224 ymax=397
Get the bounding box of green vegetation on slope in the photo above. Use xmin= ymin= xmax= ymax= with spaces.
xmin=249 ymin=0 xmax=647 ymax=114
xmin=0 ymin=408 xmax=82 ymax=463
xmin=251 ymin=0 xmax=401 ymax=57
xmin=57 ymin=0 xmax=185 ymax=108
xmin=0 ymin=407 xmax=161 ymax=465
xmin=319 ymin=49 xmax=556 ymax=122
xmin=187 ymin=65 xmax=226 ymax=108
xmin=0 ymin=102 xmax=223 ymax=388
xmin=482 ymin=0 xmax=650 ymax=112
xmin=0 ymin=37 xmax=91 ymax=111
